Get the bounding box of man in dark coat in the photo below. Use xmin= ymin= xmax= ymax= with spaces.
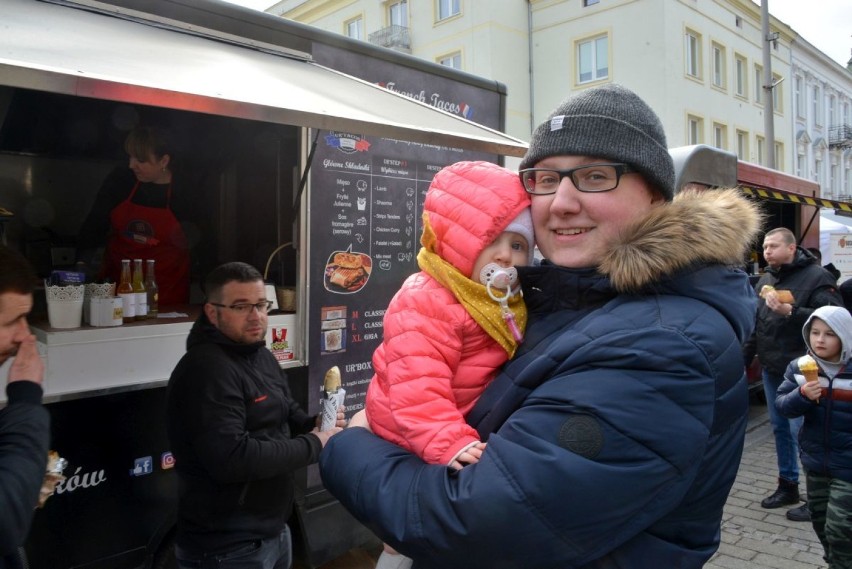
xmin=166 ymin=262 xmax=343 ymax=569
xmin=744 ymin=228 xmax=842 ymax=521
xmin=0 ymin=246 xmax=49 ymax=569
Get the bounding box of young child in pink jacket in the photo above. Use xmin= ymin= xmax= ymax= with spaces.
xmin=365 ymin=160 xmax=532 ymax=569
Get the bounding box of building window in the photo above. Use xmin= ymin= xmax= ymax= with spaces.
xmin=685 ymin=30 xmax=701 ymax=79
xmin=345 ymin=17 xmax=363 ymax=40
xmin=583 ymin=0 xmax=600 ymax=6
xmin=736 ymin=15 xmax=743 ymax=28
xmin=711 ymin=43 xmax=726 ymax=89
xmin=772 ymin=73 xmax=782 ymax=111
xmin=713 ymin=123 xmax=727 ymax=149
xmin=389 ymin=1 xmax=408 ymax=27
xmin=831 ymin=164 xmax=838 ymax=193
xmin=438 ymin=52 xmax=461 ymax=69
xmin=756 ymin=135 xmax=765 ymax=165
xmin=577 ymin=35 xmax=608 ymax=84
xmin=736 ymin=130 xmax=748 ymax=160
xmin=796 ymin=153 xmax=805 ymax=177
xmin=774 ymin=142 xmax=783 ymax=170
xmin=437 ymin=0 xmax=460 ymax=20
xmin=754 ymin=64 xmax=763 ymax=105
xmin=687 ymin=115 xmax=704 ymax=145
xmin=813 ymin=85 xmax=822 ymax=126
xmin=734 ymin=54 xmax=747 ymax=98
xmin=829 ymin=95 xmax=837 ymax=127
xmin=794 ymin=75 xmax=804 ymax=117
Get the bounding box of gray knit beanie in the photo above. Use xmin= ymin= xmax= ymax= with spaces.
xmin=520 ymin=84 xmax=675 ymax=201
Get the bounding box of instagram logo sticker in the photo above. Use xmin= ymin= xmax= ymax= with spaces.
xmin=161 ymin=452 xmax=176 ymax=470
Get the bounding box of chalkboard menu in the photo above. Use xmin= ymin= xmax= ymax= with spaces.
xmin=307 ymin=132 xmax=492 ymax=420
xmin=302 ymin=43 xmax=502 ymax=489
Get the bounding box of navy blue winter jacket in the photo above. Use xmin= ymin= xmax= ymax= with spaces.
xmin=776 ymin=306 xmax=852 ymax=484
xmin=320 ymin=189 xmax=760 ymax=568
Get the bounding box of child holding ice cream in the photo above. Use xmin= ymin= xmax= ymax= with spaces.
xmin=776 ymin=305 xmax=852 ymax=567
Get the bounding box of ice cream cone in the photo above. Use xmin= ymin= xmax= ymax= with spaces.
xmin=799 ymin=355 xmax=819 ymax=382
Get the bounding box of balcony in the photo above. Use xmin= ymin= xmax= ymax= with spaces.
xmin=368 ymin=25 xmax=410 ymax=53
xmin=828 ymin=124 xmax=852 ymax=149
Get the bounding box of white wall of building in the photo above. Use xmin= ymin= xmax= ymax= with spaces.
xmin=273 ymin=0 xmax=851 ymax=185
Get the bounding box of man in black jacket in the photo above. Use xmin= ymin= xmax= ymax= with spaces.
xmin=0 ymin=246 xmax=49 ymax=569
xmin=167 ymin=262 xmax=343 ymax=569
xmin=743 ymin=228 xmax=842 ymax=522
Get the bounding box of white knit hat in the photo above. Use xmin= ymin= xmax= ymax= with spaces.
xmin=504 ymin=208 xmax=535 ymax=264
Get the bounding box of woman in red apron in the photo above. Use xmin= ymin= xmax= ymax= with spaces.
xmin=79 ymin=126 xmax=190 ymax=305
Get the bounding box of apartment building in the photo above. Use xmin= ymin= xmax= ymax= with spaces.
xmin=270 ymin=0 xmax=851 ymax=188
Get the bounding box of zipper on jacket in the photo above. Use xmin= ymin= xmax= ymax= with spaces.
xmin=238 ymin=482 xmax=251 ymax=506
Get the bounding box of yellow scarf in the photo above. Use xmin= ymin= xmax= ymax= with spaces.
xmin=418 ymin=218 xmax=527 ymax=357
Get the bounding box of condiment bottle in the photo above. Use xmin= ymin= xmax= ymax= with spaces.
xmin=145 ymin=259 xmax=158 ymax=319
xmin=132 ymin=259 xmax=147 ymax=321
xmin=118 ymin=259 xmax=136 ymax=323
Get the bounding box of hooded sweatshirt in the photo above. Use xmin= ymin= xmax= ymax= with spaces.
xmin=365 ymin=160 xmax=530 ymax=466
xmin=166 ymin=312 xmax=321 ymax=554
xmin=777 ymin=305 xmax=852 ymax=482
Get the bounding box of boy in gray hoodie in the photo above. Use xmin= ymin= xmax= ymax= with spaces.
xmin=776 ymin=305 xmax=852 ymax=568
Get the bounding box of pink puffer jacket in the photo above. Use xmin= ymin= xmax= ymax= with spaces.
xmin=365 ymin=161 xmax=530 ymax=465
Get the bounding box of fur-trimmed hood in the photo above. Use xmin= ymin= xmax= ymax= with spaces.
xmin=600 ymin=188 xmax=762 ymax=292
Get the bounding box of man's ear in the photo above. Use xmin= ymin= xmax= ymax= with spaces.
xmin=203 ymin=302 xmax=217 ymax=326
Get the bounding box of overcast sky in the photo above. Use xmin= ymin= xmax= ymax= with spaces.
xmin=223 ymin=0 xmax=850 ymax=68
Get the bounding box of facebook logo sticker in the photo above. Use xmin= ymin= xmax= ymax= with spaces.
xmin=130 ymin=456 xmax=153 ymax=477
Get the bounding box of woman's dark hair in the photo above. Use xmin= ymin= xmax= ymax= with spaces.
xmin=0 ymin=245 xmax=38 ymax=295
xmin=203 ymin=262 xmax=263 ymax=302
xmin=124 ymin=126 xmax=176 ymax=166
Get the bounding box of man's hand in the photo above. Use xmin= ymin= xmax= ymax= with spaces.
xmin=311 ymin=426 xmax=343 ymax=447
xmin=764 ymin=291 xmax=793 ymax=317
xmin=9 ymin=335 xmax=44 ymax=385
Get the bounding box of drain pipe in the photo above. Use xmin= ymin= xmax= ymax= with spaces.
xmin=527 ymin=0 xmax=535 ymax=135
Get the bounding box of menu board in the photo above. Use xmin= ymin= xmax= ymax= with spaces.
xmin=302 ymin=43 xmax=503 ymax=489
xmin=307 ymin=132 xmax=485 ymax=420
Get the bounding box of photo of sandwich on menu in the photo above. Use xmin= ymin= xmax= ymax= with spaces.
xmin=324 ymin=250 xmax=372 ymax=293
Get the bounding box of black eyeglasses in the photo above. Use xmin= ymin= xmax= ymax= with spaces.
xmin=209 ymin=300 xmax=274 ymax=315
xmin=519 ymin=163 xmax=635 ymax=195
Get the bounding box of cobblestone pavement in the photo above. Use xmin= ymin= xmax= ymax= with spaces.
xmin=706 ymin=400 xmax=825 ymax=569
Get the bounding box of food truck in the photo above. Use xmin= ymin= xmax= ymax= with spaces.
xmin=0 ymin=1 xmax=526 ymax=568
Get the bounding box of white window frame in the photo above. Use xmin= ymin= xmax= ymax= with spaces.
xmin=437 ymin=0 xmax=460 ymax=21
xmin=389 ymin=1 xmax=408 ymax=27
xmin=711 ymin=43 xmax=726 ymax=89
xmin=756 ymin=135 xmax=765 ymax=165
xmin=687 ymin=115 xmax=704 ymax=145
xmin=713 ymin=122 xmax=727 ymax=149
xmin=774 ymin=142 xmax=783 ymax=170
xmin=685 ymin=30 xmax=701 ymax=79
xmin=813 ymin=85 xmax=822 ymax=126
xmin=736 ymin=130 xmax=748 ymax=160
xmin=345 ymin=17 xmax=363 ymax=40
xmin=438 ymin=52 xmax=461 ymax=69
xmin=754 ymin=64 xmax=763 ymax=105
xmin=772 ymin=73 xmax=782 ymax=111
xmin=577 ymin=34 xmax=609 ymax=84
xmin=734 ymin=54 xmax=747 ymax=98
xmin=794 ymin=75 xmax=804 ymax=117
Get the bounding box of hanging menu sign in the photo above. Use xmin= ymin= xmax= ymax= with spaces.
xmin=302 ymin=42 xmax=503 ymax=489
xmin=307 ymin=132 xmax=474 ymax=418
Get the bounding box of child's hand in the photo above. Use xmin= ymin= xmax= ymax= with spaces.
xmin=346 ymin=409 xmax=372 ymax=431
xmin=449 ymin=442 xmax=487 ymax=470
xmin=800 ymin=382 xmax=822 ymax=402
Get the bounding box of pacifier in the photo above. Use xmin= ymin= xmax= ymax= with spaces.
xmin=479 ymin=263 xmax=518 ymax=290
xmin=479 ymin=263 xmax=524 ymax=343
